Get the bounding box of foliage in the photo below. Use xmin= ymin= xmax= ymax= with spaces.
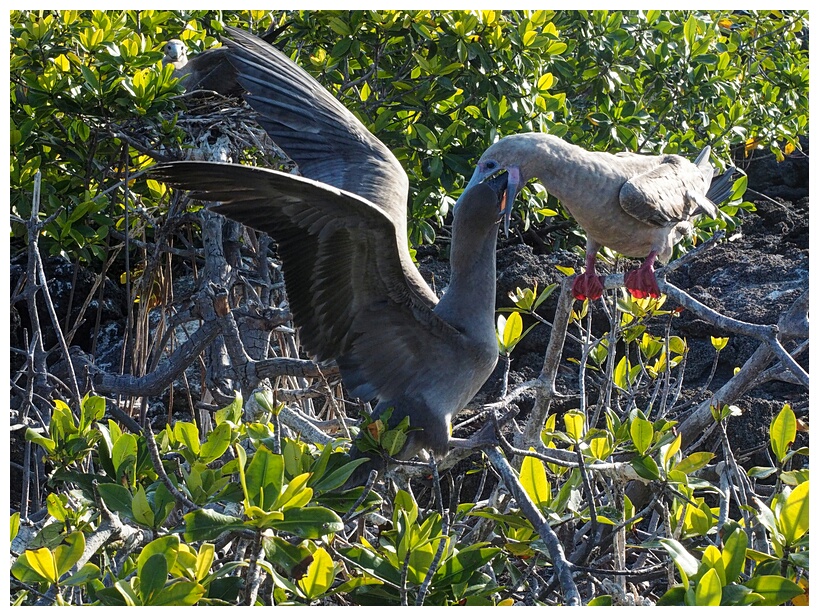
xmin=10 ymin=9 xmax=809 ymax=607
xmin=657 ymin=405 xmax=809 ymax=607
xmin=14 ymin=385 xmax=807 ymax=605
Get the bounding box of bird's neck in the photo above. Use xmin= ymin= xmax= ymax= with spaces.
xmin=524 ymin=135 xmax=618 ymax=203
xmin=435 ymin=227 xmax=498 ymax=337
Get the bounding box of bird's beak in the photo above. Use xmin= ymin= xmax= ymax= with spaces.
xmin=499 ymin=166 xmax=521 ymax=237
xmin=455 ymin=167 xmax=486 ymax=211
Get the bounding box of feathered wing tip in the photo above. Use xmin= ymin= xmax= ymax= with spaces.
xmin=706 ymin=166 xmax=740 ymax=204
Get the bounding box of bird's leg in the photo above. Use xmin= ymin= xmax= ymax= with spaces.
xmin=624 ymin=251 xmax=661 ymax=299
xmin=571 ymin=240 xmax=604 ymax=301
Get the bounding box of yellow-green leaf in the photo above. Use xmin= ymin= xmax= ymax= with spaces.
xmin=630 ymin=416 xmax=653 ymax=455
xmin=662 ymin=432 xmax=682 ymax=468
xmin=54 ymin=532 xmax=85 ymax=579
xmin=710 ymin=336 xmax=729 ymax=351
xmin=779 ymin=480 xmax=809 ymax=545
xmin=25 ymin=547 xmax=58 ymax=584
xmin=721 ymin=527 xmax=748 ymax=583
xmin=195 ymin=543 xmax=214 ymax=582
xmin=537 ymin=72 xmax=554 ymax=91
xmin=694 ymin=568 xmax=722 ymax=606
xmin=563 ymin=410 xmax=584 ymax=443
xmin=589 ymin=435 xmax=612 ymax=460
xmin=701 ymin=545 xmax=726 ymax=586
xmin=297 ymin=547 xmax=335 ymax=600
xmin=520 ymin=454 xmax=550 ymax=508
xmin=501 ymin=311 xmax=523 ymax=349
xmin=770 ymin=404 xmax=796 ymax=462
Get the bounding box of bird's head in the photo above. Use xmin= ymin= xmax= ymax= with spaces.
xmin=454 ymin=171 xmax=510 ymax=234
xmin=456 ymin=136 xmax=536 ymax=236
xmin=163 ymin=39 xmax=188 ymax=65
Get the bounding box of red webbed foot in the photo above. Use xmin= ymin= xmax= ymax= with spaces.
xmin=572 ymin=271 xmax=605 ymax=301
xmin=624 ymin=264 xmax=661 ymax=299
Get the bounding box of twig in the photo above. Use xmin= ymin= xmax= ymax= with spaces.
xmin=416 ymin=457 xmax=448 ymax=606
xmin=483 ymin=446 xmax=581 ymax=605
xmin=521 ymin=278 xmax=575 ymax=452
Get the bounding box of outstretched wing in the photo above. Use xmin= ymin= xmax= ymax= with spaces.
xmin=152 ymin=161 xmax=461 ymax=404
xmin=220 ymin=28 xmax=436 ymax=306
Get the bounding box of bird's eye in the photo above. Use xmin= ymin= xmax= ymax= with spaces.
xmin=484 ymin=161 xmax=496 ymax=170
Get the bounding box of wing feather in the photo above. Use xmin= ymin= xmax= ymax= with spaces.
xmin=619 ymin=154 xmax=715 ymax=226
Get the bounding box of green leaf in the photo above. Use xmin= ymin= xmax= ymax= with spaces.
xmin=10 ymin=511 xmax=20 ymax=543
xmin=25 ymin=427 xmax=56 ymax=453
xmin=683 ymin=14 xmax=698 ymax=50
xmin=722 ymin=527 xmax=748 ymax=584
xmin=744 ymin=575 xmax=804 ymax=606
xmin=630 ymin=416 xmax=654 ymax=455
xmin=297 ymin=547 xmax=335 ymax=600
xmin=338 ymin=545 xmax=402 ymax=586
xmin=54 ymin=531 xmax=85 ymax=578
xmin=587 ymin=595 xmax=613 ymax=606
xmin=613 ymin=356 xmax=630 ymax=390
xmin=413 ymin=123 xmax=438 ymax=149
xmin=270 ymin=506 xmax=344 ymax=539
xmin=114 ymin=579 xmax=139 ymax=606
xmin=694 ymin=568 xmax=722 ymax=606
xmin=139 ymin=553 xmax=168 ymax=604
xmin=276 ymin=472 xmax=312 ymax=510
xmin=47 ymin=493 xmax=69 ymax=522
xmin=770 ymin=404 xmax=796 ymax=462
xmin=97 ymin=483 xmax=133 ymax=518
xmin=137 ymin=535 xmax=179 ymax=581
xmin=778 ymin=480 xmax=808 ymax=545
xmin=174 ymin=421 xmax=201 ymax=457
xmin=660 ymin=538 xmax=699 ymax=585
xmin=674 ymin=451 xmax=714 ymax=474
xmin=520 ymin=454 xmax=550 ymax=508
xmin=11 ymin=551 xmax=49 ymax=584
xmin=245 ymin=446 xmax=284 ymax=510
xmin=62 ymin=562 xmax=101 ymax=586
xmin=309 ymin=457 xmax=370 ymax=493
xmin=150 ymin=581 xmax=206 ymax=606
xmin=132 ymin=484 xmax=154 ymax=527
xmin=199 ymin=422 xmax=232 ymax=463
xmin=80 ymin=394 xmax=106 ymax=432
xmin=182 ymin=508 xmax=244 ymax=542
xmin=381 ymin=428 xmax=407 ymax=457
xmin=214 ymin=393 xmax=243 ymax=425
xmin=112 ymin=431 xmax=137 ymax=481
xmin=433 ymin=544 xmax=500 ymax=587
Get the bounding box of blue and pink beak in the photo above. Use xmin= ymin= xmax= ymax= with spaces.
xmin=457 ymin=165 xmax=522 ymax=236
